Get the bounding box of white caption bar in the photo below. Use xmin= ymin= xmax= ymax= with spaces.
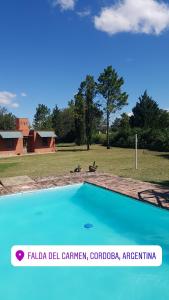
xmin=11 ymin=245 xmax=162 ymax=267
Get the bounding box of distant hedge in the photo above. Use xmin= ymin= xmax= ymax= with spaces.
xmin=92 ymin=129 xmax=169 ymax=152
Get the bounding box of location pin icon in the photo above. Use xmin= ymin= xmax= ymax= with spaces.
xmin=16 ymin=250 xmax=24 ymax=261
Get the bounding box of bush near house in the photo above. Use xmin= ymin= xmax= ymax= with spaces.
xmin=114 ymin=128 xmax=169 ymax=151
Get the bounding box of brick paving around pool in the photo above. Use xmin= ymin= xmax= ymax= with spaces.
xmin=0 ymin=172 xmax=169 ymax=210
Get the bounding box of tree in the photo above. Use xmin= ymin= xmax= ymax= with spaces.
xmin=51 ymin=105 xmax=62 ymax=136
xmin=97 ymin=66 xmax=128 ymax=149
xmin=119 ymin=113 xmax=130 ymax=129
xmin=158 ymin=109 xmax=169 ymax=129
xmin=52 ymin=104 xmax=75 ymax=142
xmin=74 ymin=92 xmax=86 ymax=145
xmin=92 ymin=103 xmax=103 ymax=133
xmin=111 ymin=117 xmax=121 ymax=130
xmin=130 ymin=91 xmax=160 ymax=129
xmin=59 ymin=107 xmax=76 ymax=142
xmin=33 ymin=104 xmax=52 ymax=130
xmin=0 ymin=106 xmax=16 ymax=130
xmin=80 ymin=75 xmax=97 ymax=150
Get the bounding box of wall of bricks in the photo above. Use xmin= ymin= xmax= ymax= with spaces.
xmin=0 ymin=137 xmax=23 ymax=156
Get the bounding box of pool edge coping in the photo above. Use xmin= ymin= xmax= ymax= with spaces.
xmin=0 ymin=183 xmax=84 ymax=199
xmin=0 ymin=173 xmax=168 ymax=211
xmin=84 ymin=181 xmax=169 ymax=212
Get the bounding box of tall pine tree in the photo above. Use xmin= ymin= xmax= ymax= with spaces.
xmin=80 ymin=75 xmax=96 ymax=150
xmin=97 ymin=66 xmax=128 ymax=149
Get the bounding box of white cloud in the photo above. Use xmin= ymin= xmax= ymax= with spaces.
xmin=52 ymin=0 xmax=76 ymax=10
xmin=77 ymin=8 xmax=91 ymax=18
xmin=0 ymin=91 xmax=19 ymax=108
xmin=94 ymin=0 xmax=169 ymax=35
xmin=21 ymin=92 xmax=27 ymax=97
xmin=11 ymin=102 xmax=19 ymax=108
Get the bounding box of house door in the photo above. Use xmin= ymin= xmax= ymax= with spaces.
xmin=23 ymin=137 xmax=28 ymax=153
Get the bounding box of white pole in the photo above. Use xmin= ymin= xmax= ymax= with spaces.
xmin=135 ymin=134 xmax=138 ymax=170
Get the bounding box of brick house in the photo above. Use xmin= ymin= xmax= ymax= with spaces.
xmin=0 ymin=118 xmax=56 ymax=156
xmin=27 ymin=130 xmax=56 ymax=154
xmin=0 ymin=131 xmax=23 ymax=156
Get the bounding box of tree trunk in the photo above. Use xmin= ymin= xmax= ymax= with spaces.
xmin=87 ymin=137 xmax=90 ymax=150
xmin=106 ymin=109 xmax=110 ymax=149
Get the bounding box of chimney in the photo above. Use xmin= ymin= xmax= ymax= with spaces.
xmin=16 ymin=118 xmax=30 ymax=136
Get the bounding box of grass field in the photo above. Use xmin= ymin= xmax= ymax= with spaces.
xmin=0 ymin=144 xmax=168 ymax=186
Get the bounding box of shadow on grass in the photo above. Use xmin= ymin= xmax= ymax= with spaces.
xmin=58 ymin=149 xmax=88 ymax=152
xmin=57 ymin=144 xmax=76 ymax=148
xmin=149 ymin=180 xmax=169 ymax=187
xmin=159 ymin=154 xmax=169 ymax=160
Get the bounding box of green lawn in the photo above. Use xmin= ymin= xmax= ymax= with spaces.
xmin=0 ymin=144 xmax=168 ymax=186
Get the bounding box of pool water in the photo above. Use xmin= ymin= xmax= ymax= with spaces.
xmin=0 ymin=183 xmax=169 ymax=300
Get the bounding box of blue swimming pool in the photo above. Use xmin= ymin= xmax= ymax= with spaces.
xmin=0 ymin=183 xmax=169 ymax=300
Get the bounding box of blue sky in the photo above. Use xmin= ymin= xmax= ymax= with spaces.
xmin=0 ymin=0 xmax=169 ymax=122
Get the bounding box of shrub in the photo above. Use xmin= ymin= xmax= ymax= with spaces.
xmin=92 ymin=133 xmax=107 ymax=144
xmin=108 ymin=128 xmax=169 ymax=152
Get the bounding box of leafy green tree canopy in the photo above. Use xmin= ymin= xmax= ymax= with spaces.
xmin=33 ymin=104 xmax=52 ymax=130
xmin=0 ymin=106 xmax=16 ymax=130
xmin=158 ymin=109 xmax=169 ymax=129
xmin=51 ymin=105 xmax=62 ymax=136
xmin=130 ymin=90 xmax=160 ymax=129
xmin=51 ymin=103 xmax=75 ymax=142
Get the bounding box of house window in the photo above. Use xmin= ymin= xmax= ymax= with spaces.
xmin=42 ymin=137 xmax=48 ymax=147
xmin=5 ymin=139 xmax=14 ymax=149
